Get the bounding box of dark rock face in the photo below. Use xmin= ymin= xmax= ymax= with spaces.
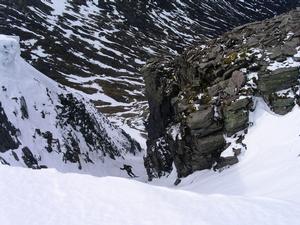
xmin=142 ymin=58 xmax=177 ymax=177
xmin=0 ymin=102 xmax=20 ymax=153
xmin=20 ymin=96 xmax=29 ymax=119
xmin=21 ymin=147 xmax=38 ymax=169
xmin=143 ymin=9 xmax=300 ymax=180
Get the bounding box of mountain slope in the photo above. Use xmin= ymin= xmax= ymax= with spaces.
xmin=1 ymin=0 xmax=299 ymax=128
xmin=2 ymin=78 xmax=300 ymax=225
xmin=0 ymin=35 xmax=141 ymax=173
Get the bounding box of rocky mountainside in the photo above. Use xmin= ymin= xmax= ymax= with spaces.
xmin=0 ymin=35 xmax=140 ymax=172
xmin=143 ymin=8 xmax=300 ymax=180
xmin=1 ymin=0 xmax=299 ymax=129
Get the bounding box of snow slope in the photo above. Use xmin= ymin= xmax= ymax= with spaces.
xmin=1 ymin=165 xmax=299 ymax=225
xmin=1 ymin=99 xmax=300 ymax=225
xmin=152 ymin=99 xmax=300 ymax=202
xmin=0 ymin=35 xmax=141 ymax=175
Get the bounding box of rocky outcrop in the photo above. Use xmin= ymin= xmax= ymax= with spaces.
xmin=143 ymin=9 xmax=300 ymax=180
xmin=0 ymin=102 xmax=20 ymax=152
xmin=224 ymin=98 xmax=251 ymax=136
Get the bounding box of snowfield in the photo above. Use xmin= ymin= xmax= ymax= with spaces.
xmin=0 ymin=165 xmax=300 ymax=225
xmin=167 ymin=99 xmax=300 ymax=202
xmin=1 ymin=99 xmax=300 ymax=225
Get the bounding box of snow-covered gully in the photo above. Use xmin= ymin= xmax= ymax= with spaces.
xmin=1 ymin=5 xmax=300 ymax=224
xmin=1 ymin=98 xmax=300 ymax=225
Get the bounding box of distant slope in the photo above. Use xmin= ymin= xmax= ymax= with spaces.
xmin=1 ymin=0 xmax=299 ymax=127
xmin=0 ymin=35 xmax=141 ymax=173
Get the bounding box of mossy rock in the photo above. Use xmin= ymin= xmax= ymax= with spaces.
xmin=224 ymin=52 xmax=238 ymax=64
xmin=271 ymin=97 xmax=295 ymax=115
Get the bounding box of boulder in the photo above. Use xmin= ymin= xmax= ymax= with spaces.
xmin=187 ymin=108 xmax=212 ymax=126
xmin=191 ymin=133 xmax=226 ymax=171
xmin=258 ymin=67 xmax=299 ymax=94
xmin=271 ymin=97 xmax=295 ymax=115
xmin=214 ymin=156 xmax=239 ymax=170
xmin=223 ymin=98 xmax=251 ymax=136
xmin=192 ymin=133 xmax=226 ymax=154
xmin=269 ymin=46 xmax=297 ymax=60
xmin=208 ymin=80 xmax=228 ymax=97
xmin=208 ymin=71 xmax=246 ymax=97
xmin=187 ymin=107 xmax=223 ymax=137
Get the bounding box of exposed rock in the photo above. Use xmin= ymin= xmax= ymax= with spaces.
xmin=20 ymin=96 xmax=29 ymax=119
xmin=224 ymin=98 xmax=251 ymax=136
xmin=0 ymin=156 xmax=10 ymax=165
xmin=214 ymin=156 xmax=239 ymax=170
xmin=208 ymin=71 xmax=246 ymax=97
xmin=143 ymin=9 xmax=300 ymax=179
xmin=192 ymin=133 xmax=226 ymax=155
xmin=187 ymin=107 xmax=223 ymax=137
xmin=21 ymin=147 xmax=38 ymax=168
xmin=258 ymin=67 xmax=299 ymax=94
xmin=271 ymin=97 xmax=295 ymax=115
xmin=0 ymin=102 xmax=20 ymax=153
xmin=269 ymin=46 xmax=297 ymax=61
xmin=233 ymin=148 xmax=242 ymax=156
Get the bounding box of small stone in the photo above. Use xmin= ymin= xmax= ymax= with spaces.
xmin=233 ymin=148 xmax=242 ymax=156
xmin=174 ymin=178 xmax=182 ymax=186
xmin=214 ymin=156 xmax=239 ymax=170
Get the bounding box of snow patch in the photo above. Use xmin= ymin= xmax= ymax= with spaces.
xmin=0 ymin=35 xmax=20 ymax=66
